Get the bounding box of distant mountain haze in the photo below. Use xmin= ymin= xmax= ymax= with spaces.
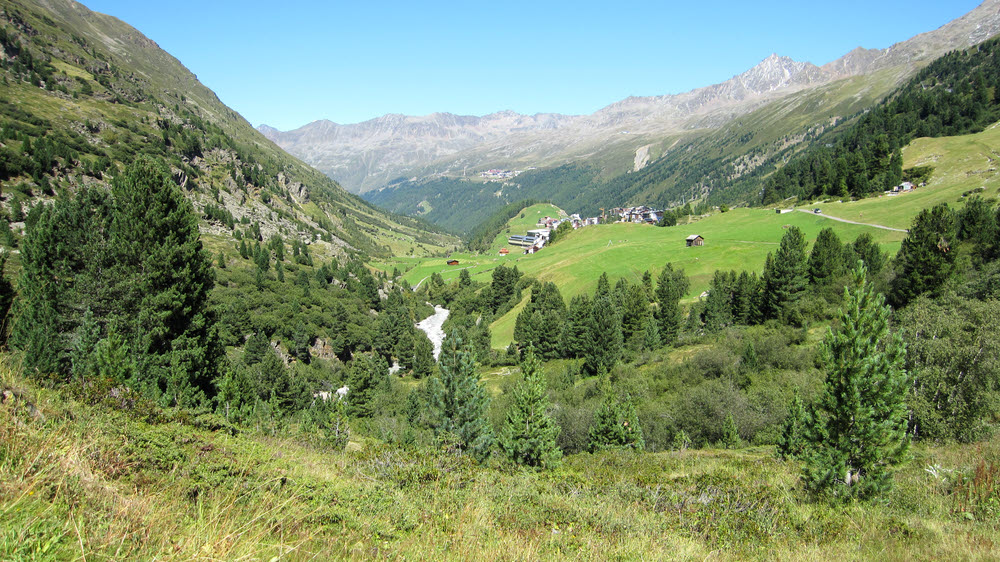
xmin=259 ymin=0 xmax=1000 ymax=195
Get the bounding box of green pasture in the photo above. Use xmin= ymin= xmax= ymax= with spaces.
xmin=805 ymin=123 xmax=1000 ymax=228
xmin=379 ymin=125 xmax=1000 ymax=348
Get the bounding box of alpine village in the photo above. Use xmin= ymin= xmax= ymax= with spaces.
xmin=3 ymin=0 xmax=1000 ymax=559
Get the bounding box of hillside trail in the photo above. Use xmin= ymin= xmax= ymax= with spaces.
xmin=796 ymin=209 xmax=907 ymax=232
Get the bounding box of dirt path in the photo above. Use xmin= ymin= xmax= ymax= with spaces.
xmin=796 ymin=209 xmax=907 ymax=232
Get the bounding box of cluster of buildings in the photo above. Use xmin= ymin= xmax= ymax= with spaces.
xmin=479 ymin=169 xmax=523 ymax=181
xmin=607 ymin=205 xmax=663 ymax=224
xmin=500 ymin=206 xmax=702 ymax=256
xmin=885 ymin=181 xmax=917 ymax=196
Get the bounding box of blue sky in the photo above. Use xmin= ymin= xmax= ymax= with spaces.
xmin=83 ymin=1 xmax=982 ymax=130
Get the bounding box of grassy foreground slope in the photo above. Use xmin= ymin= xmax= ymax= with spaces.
xmin=3 ymin=364 xmax=998 ymax=560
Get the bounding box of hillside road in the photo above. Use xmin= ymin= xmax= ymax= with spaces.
xmin=796 ymin=209 xmax=907 ymax=232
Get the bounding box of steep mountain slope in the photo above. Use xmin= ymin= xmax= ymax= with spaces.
xmin=262 ymin=0 xmax=1000 ymax=200
xmin=0 ymin=0 xmax=457 ymax=260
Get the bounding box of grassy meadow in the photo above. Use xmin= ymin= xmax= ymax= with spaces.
xmin=3 ymin=361 xmax=998 ymax=561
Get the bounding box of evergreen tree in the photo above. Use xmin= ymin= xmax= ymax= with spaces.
xmin=808 ymin=228 xmax=846 ymax=286
xmin=428 ymin=333 xmax=494 ymax=461
xmin=498 ymin=346 xmax=562 ymax=468
xmin=513 ymin=282 xmax=565 ymax=359
xmin=851 ymin=233 xmax=886 ymax=276
xmin=412 ymin=330 xmax=435 ymax=379
xmin=703 ymin=270 xmax=735 ymax=332
xmin=583 ymin=296 xmax=622 ymax=377
xmin=559 ymin=294 xmax=592 ymax=359
xmin=588 ymin=390 xmax=644 ymax=452
xmin=732 ymin=271 xmax=761 ymax=325
xmin=641 ymin=314 xmax=661 ymax=351
xmin=345 ymin=353 xmax=390 ymax=418
xmin=776 ymin=389 xmax=809 ymax=460
xmin=889 ymin=204 xmax=956 ymax=308
xmin=761 ymin=226 xmax=808 ymax=320
xmin=620 ymin=283 xmax=651 ymax=350
xmin=803 ymin=264 xmax=909 ymax=500
xmin=594 ymin=272 xmax=611 ymax=300
xmin=722 ymin=413 xmax=741 ymax=449
xmin=655 ymin=263 xmax=689 ymax=342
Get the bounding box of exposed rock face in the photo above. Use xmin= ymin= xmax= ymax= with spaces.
xmin=259 ymin=0 xmax=1000 ymax=195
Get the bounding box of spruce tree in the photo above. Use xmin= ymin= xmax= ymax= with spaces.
xmin=498 ymin=346 xmax=562 ymax=468
xmin=588 ymin=389 xmax=644 ymax=452
xmin=803 ymin=263 xmax=909 ymax=500
xmin=428 ymin=333 xmax=494 ymax=461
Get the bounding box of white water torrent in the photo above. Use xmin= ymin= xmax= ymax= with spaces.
xmin=415 ymin=305 xmax=450 ymax=360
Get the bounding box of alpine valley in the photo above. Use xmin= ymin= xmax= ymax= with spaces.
xmin=3 ymin=0 xmax=1000 ymax=560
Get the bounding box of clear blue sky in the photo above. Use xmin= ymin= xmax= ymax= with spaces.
xmin=82 ymin=0 xmax=983 ymax=130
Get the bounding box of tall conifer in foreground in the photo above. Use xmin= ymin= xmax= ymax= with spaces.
xmin=428 ymin=333 xmax=494 ymax=461
xmin=498 ymin=346 xmax=561 ymax=468
xmin=804 ymin=263 xmax=909 ymax=500
xmin=11 ymin=158 xmax=219 ymax=405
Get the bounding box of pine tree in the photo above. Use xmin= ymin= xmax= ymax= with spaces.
xmin=412 ymin=330 xmax=435 ymax=379
xmin=345 ymin=353 xmax=389 ymax=418
xmin=620 ymin=283 xmax=651 ymax=350
xmin=851 ymin=233 xmax=886 ymax=276
xmin=776 ymin=389 xmax=809 ymax=460
xmin=761 ymin=226 xmax=808 ymax=320
xmin=703 ymin=270 xmax=735 ymax=332
xmin=722 ymin=413 xmax=741 ymax=449
xmin=808 ymin=228 xmax=846 ymax=286
xmin=106 ymin=158 xmax=220 ymax=406
xmin=588 ymin=389 xmax=644 ymax=452
xmin=889 ymin=204 xmax=956 ymax=308
xmin=803 ymin=263 xmax=909 ymax=500
xmin=583 ymin=296 xmax=622 ymax=377
xmin=559 ymin=294 xmax=592 ymax=359
xmin=655 ymin=263 xmax=688 ymax=342
xmin=498 ymin=346 xmax=561 ymax=468
xmin=428 ymin=333 xmax=494 ymax=461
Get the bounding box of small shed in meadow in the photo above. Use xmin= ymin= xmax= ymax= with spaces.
xmin=686 ymin=235 xmax=704 ymax=247
xmin=447 ymin=260 xmax=460 ymax=266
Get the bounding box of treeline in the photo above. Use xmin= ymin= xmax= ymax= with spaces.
xmin=762 ymin=36 xmax=1000 ymax=203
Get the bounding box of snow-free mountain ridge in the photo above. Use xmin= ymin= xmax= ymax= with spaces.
xmin=260 ymin=0 xmax=1000 ymax=195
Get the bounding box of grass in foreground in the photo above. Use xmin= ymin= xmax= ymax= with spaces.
xmin=2 ymin=361 xmax=998 ymax=560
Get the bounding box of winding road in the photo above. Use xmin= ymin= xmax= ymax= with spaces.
xmin=797 ymin=209 xmax=907 ymax=232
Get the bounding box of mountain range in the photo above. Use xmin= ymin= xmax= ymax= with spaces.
xmin=260 ymin=0 xmax=1000 ymax=201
